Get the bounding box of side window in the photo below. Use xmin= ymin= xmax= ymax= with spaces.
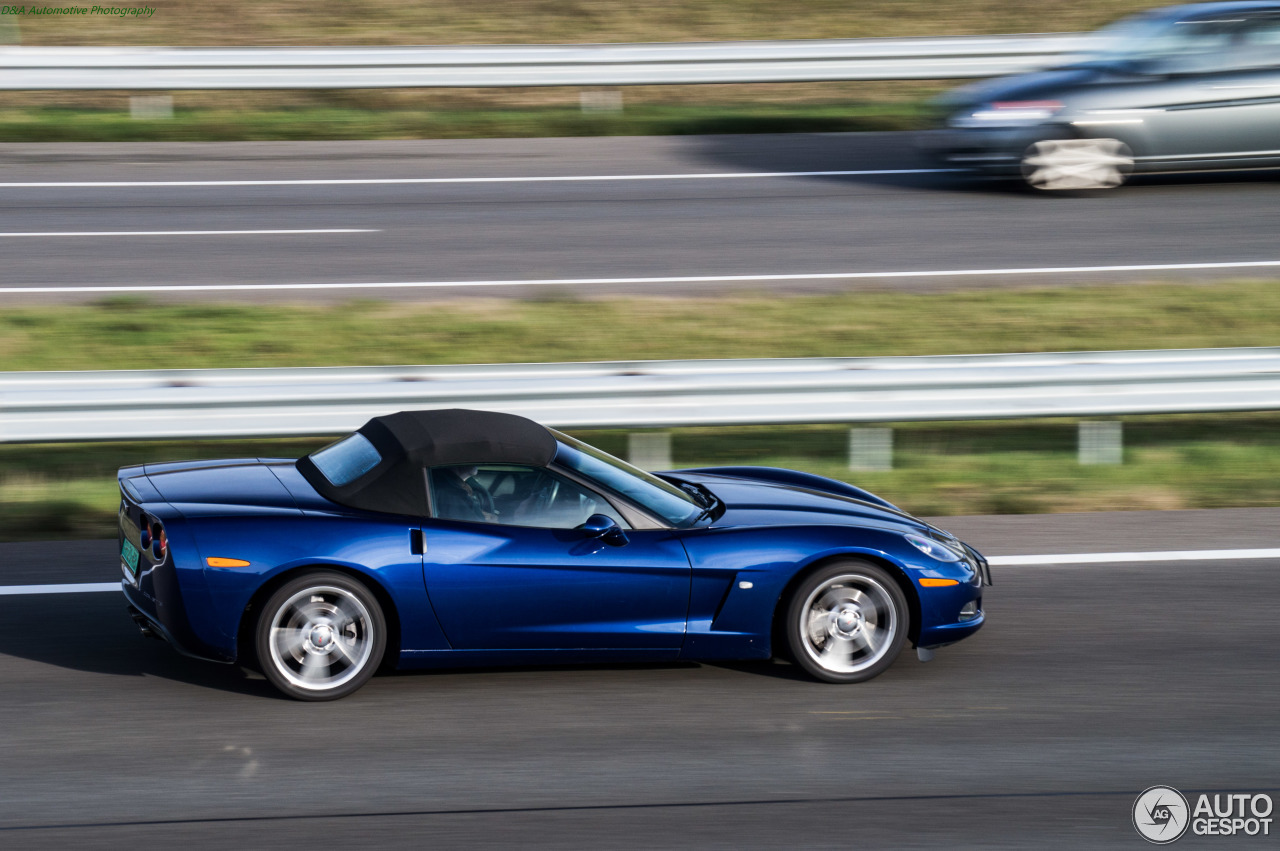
xmin=1132 ymin=20 xmax=1235 ymax=74
xmin=1234 ymin=16 xmax=1280 ymax=69
xmin=1142 ymin=15 xmax=1280 ymax=74
xmin=430 ymin=465 xmax=628 ymax=530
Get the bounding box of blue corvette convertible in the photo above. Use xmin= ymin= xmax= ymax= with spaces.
xmin=119 ymin=409 xmax=990 ymax=700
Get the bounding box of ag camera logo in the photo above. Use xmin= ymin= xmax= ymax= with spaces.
xmin=1133 ymin=786 xmax=1274 ymax=843
xmin=1134 ymin=786 xmax=1190 ymax=844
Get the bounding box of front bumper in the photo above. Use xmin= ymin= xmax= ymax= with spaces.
xmin=915 ymin=542 xmax=989 ymax=649
xmin=920 ymin=609 xmax=985 ymax=649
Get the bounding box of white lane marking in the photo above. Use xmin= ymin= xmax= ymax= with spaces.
xmin=4 ymin=259 xmax=1280 ymax=295
xmin=3 ymin=547 xmax=1277 ymax=595
xmin=0 ymin=582 xmax=119 ymax=595
xmin=0 ymin=169 xmax=955 ymax=189
xmin=0 ymin=229 xmax=377 ymax=237
xmin=989 ymin=548 xmax=1280 ymax=566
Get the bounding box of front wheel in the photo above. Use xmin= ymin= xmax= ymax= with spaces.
xmin=785 ymin=560 xmax=909 ymax=684
xmin=255 ymin=570 xmax=386 ymax=701
xmin=1021 ymin=137 xmax=1133 ymax=192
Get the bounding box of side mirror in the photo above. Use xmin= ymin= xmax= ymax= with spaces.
xmin=580 ymin=513 xmax=629 ymax=546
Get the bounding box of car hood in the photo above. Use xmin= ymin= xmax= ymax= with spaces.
xmin=667 ymin=467 xmax=933 ymax=534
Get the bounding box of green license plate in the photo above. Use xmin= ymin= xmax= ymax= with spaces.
xmin=121 ymin=538 xmax=140 ymax=575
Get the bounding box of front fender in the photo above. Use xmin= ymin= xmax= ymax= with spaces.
xmin=677 ymin=525 xmax=980 ymax=660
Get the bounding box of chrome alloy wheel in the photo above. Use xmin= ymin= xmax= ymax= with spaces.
xmin=1021 ymin=138 xmax=1133 ymax=191
xmin=267 ymin=585 xmax=375 ymax=692
xmin=799 ymin=574 xmax=898 ymax=676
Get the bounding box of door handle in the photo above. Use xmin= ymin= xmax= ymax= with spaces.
xmin=410 ymin=529 xmax=425 ymax=555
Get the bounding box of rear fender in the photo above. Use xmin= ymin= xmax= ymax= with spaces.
xmin=187 ymin=514 xmax=450 ymax=661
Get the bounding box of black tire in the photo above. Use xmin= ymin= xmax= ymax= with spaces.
xmin=255 ymin=570 xmax=387 ymax=701
xmin=784 ymin=560 xmax=909 ymax=684
xmin=1020 ymin=135 xmax=1133 ymax=194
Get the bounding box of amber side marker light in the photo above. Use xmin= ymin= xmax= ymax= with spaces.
xmin=918 ymin=578 xmax=960 ymax=587
xmin=206 ymin=557 xmax=251 ymax=568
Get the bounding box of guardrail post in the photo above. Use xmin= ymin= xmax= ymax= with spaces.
xmin=628 ymin=431 xmax=672 ymax=470
xmin=580 ymin=89 xmax=623 ymax=113
xmin=130 ymin=95 xmax=174 ymax=120
xmin=849 ymin=428 xmax=893 ymax=472
xmin=1078 ymin=420 xmax=1122 ymax=465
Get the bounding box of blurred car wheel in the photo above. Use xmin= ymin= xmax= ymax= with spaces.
xmin=1021 ymin=137 xmax=1134 ymax=192
xmin=256 ymin=571 xmax=386 ymax=701
xmin=786 ymin=560 xmax=909 ymax=683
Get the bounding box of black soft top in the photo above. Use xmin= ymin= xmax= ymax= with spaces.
xmin=297 ymin=409 xmax=558 ymax=515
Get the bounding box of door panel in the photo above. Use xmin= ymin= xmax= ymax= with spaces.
xmin=423 ymin=520 xmax=692 ymax=650
xmin=1144 ymin=70 xmax=1280 ymax=159
xmin=1131 ymin=14 xmax=1280 ymax=161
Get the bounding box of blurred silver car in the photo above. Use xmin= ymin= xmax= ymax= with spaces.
xmin=928 ymin=2 xmax=1280 ymax=190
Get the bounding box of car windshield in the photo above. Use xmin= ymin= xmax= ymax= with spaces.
xmin=550 ymin=430 xmax=702 ymax=527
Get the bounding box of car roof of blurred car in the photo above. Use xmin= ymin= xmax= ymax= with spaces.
xmin=1158 ymin=1 xmax=1280 ymax=19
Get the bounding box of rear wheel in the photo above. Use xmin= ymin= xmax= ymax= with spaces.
xmin=785 ymin=560 xmax=909 ymax=684
xmin=1021 ymin=137 xmax=1133 ymax=192
xmin=255 ymin=570 xmax=386 ymax=701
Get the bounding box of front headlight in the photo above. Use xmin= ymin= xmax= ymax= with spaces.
xmin=951 ymin=100 xmax=1064 ymax=127
xmin=903 ymin=532 xmax=964 ymax=562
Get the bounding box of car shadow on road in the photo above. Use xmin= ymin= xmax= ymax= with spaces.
xmin=704 ymin=659 xmax=818 ymax=682
xmin=0 ymin=592 xmax=281 ymax=698
xmin=2 ymin=592 xmax=813 ymax=698
xmin=689 ymin=130 xmax=1280 ymax=196
xmin=687 ymin=130 xmax=1016 ymax=196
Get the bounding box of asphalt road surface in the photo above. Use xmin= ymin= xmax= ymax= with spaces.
xmin=1 ymin=134 xmax=1278 ymax=301
xmin=2 ymin=508 xmax=1277 ymax=849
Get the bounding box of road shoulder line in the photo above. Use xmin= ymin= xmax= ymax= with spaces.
xmin=989 ymin=547 xmax=1280 ymax=566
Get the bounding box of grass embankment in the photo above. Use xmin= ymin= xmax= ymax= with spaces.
xmin=3 ymin=281 xmax=1278 ymax=539
xmin=0 ymin=1 xmax=1166 ymax=142
xmin=2 ymin=0 xmax=1162 ymax=46
xmin=5 ymin=1 xmax=1162 ymax=46
xmin=5 ymin=282 xmax=1277 ymax=370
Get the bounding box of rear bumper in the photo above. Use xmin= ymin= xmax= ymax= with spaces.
xmin=123 ymin=576 xmax=233 ymax=664
xmin=917 ymin=126 xmax=1042 ymax=176
xmin=921 ymin=124 xmax=1028 ymax=153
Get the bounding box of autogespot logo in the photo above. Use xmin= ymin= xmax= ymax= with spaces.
xmin=1134 ymin=786 xmax=1190 ymax=844
xmin=1133 ymin=787 xmax=1275 ymax=843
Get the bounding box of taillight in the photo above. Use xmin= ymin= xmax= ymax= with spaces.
xmin=990 ymin=100 xmax=1063 ymax=112
xmin=150 ymin=521 xmax=167 ymax=561
xmin=958 ymin=100 xmax=1065 ymax=125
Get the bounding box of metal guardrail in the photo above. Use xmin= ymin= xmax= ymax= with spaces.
xmin=3 ymin=348 xmax=1278 ymax=442
xmin=0 ymin=34 xmax=1094 ymax=90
